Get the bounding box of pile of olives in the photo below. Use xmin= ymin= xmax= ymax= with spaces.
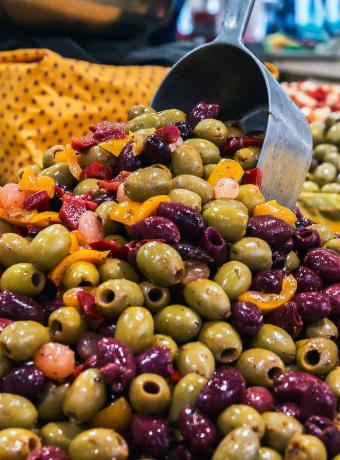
xmin=0 ymin=101 xmax=339 ymax=460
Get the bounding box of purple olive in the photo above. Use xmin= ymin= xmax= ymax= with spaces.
xmin=157 ymin=202 xmax=206 ymax=239
xmin=281 ymin=238 xmax=294 ymax=255
xmin=171 ymin=243 xmax=213 ymax=263
xmin=130 ymin=216 xmax=181 ymax=243
xmin=179 ymin=406 xmax=219 ymax=454
xmin=98 ymin=319 xmax=116 ymax=337
xmin=41 ymin=299 xmax=64 ymax=324
xmin=1 ymin=362 xmax=45 ymax=401
xmin=246 ymin=215 xmax=293 ymax=247
xmin=293 ymin=266 xmax=324 ymax=292
xmin=166 ymin=445 xmax=193 ymax=460
xmin=96 ymin=337 xmax=136 ymax=393
xmin=265 ymin=302 xmax=303 ymax=338
xmin=275 ymin=402 xmax=300 ymax=419
xmin=305 ymin=248 xmax=340 ymax=282
xmin=240 ymin=386 xmax=274 ymax=413
xmin=131 ymin=414 xmax=172 ymax=457
xmin=0 ymin=290 xmax=44 ymax=323
xmin=136 ymin=346 xmax=174 ymax=377
xmin=271 ymin=251 xmax=286 ymax=269
xmin=251 ymin=269 xmax=284 ymax=294
xmin=76 ymin=332 xmax=101 ymax=361
xmin=293 ymin=228 xmax=321 ymax=254
xmin=305 ymin=415 xmax=333 ymax=439
xmin=294 ymin=291 xmax=331 ymax=324
xmin=143 ymin=134 xmax=172 ymax=166
xmin=188 ymin=101 xmax=220 ymax=127
xmin=27 ymin=446 xmax=70 ymax=460
xmin=299 ymin=381 xmax=337 ymax=421
xmin=230 ymin=301 xmax=263 ymax=336
xmin=324 ymin=283 xmax=340 ymax=316
xmin=173 ymin=121 xmax=192 ymax=140
xmin=201 ymin=227 xmax=227 ymax=266
xmin=197 ymin=367 xmax=246 ymax=415
xmin=272 ymin=371 xmax=321 ymax=404
xmin=115 ymin=142 xmax=143 ymax=173
xmin=321 ymin=425 xmax=340 ymax=458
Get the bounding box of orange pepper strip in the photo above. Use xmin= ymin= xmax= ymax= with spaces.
xmin=49 ymin=249 xmax=110 ymax=286
xmin=99 ymin=137 xmax=132 ymax=157
xmin=238 ymin=275 xmax=297 ymax=314
xmin=69 ymin=231 xmax=80 ymax=253
xmin=0 ymin=207 xmax=37 ymax=227
xmin=109 ymin=201 xmax=142 ymax=226
xmin=30 ymin=212 xmax=61 ymax=227
xmin=207 ymin=159 xmax=244 ymax=186
xmin=54 ymin=150 xmax=68 ymax=163
xmin=65 ymin=144 xmax=82 ymax=180
xmin=19 ymin=168 xmax=55 ymax=198
xmin=254 ymin=200 xmax=296 ymax=226
xmin=63 ymin=286 xmax=96 ymax=308
xmin=137 ymin=195 xmax=171 ymax=221
xmin=89 ymin=397 xmax=132 ymax=430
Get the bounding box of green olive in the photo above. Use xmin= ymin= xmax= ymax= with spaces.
xmin=184 ymin=138 xmax=221 ymax=164
xmin=171 ymin=144 xmax=204 ymax=177
xmin=307 ymin=223 xmax=334 ymax=245
xmin=236 ymin=348 xmax=285 ymax=387
xmin=234 ymin=147 xmax=261 ymax=170
xmin=212 ymin=426 xmax=260 ymax=460
xmin=230 ymin=237 xmax=272 ymax=272
xmin=0 ymin=393 xmax=38 ymax=429
xmin=129 ymin=373 xmax=170 ymax=414
xmin=0 ymin=220 xmax=14 ymax=238
xmin=203 ymin=199 xmax=249 ymax=241
xmin=152 ymin=334 xmax=179 ymax=361
xmin=168 ymin=188 xmax=202 ymax=212
xmin=158 ymin=109 xmax=186 ymax=124
xmin=321 ymin=183 xmax=340 ymax=193
xmin=217 ymin=404 xmax=265 ymax=438
xmin=177 ymin=341 xmax=215 ymax=379
xmin=124 ymin=166 xmax=172 ymax=202
xmin=29 ymin=224 xmax=71 ymax=270
xmin=127 ymin=104 xmax=156 ymax=120
xmin=324 ymin=151 xmax=340 ymax=170
xmin=325 ymin=112 xmax=340 ymax=129
xmin=259 ymin=448 xmax=283 ymax=460
xmin=214 ymin=260 xmax=252 ymax=301
xmin=203 ymin=163 xmax=217 ymax=179
xmin=63 ymin=261 xmax=100 ymax=290
xmin=104 ymin=234 xmax=127 ymax=246
xmin=301 ymin=181 xmax=320 ymax=193
xmin=194 ymin=118 xmax=228 ymax=147
xmin=63 ymin=368 xmax=106 ymax=424
xmin=184 ymin=279 xmax=231 ymax=320
xmin=40 ymin=421 xmax=82 ymax=452
xmin=285 ymin=434 xmax=327 ymax=460
xmin=79 ymin=145 xmax=115 ymax=168
xmin=251 ymin=325 xmax=296 ymax=364
xmin=310 ymin=122 xmax=326 ymax=145
xmin=139 ymin=281 xmax=170 ymax=312
xmin=199 ymin=321 xmax=242 ymax=363
xmin=237 ymin=184 xmax=265 ymax=215
xmin=172 ymin=174 xmax=214 ymax=203
xmin=95 ymin=201 xmax=121 ymax=235
xmin=98 ymin=257 xmax=139 ymax=283
xmin=326 ymin=121 xmax=340 ymax=144
xmin=126 ymin=113 xmax=164 ymax=132
xmin=115 ymin=307 xmax=154 ymax=354
xmin=313 ymin=162 xmax=337 ymax=185
xmin=136 ymin=241 xmax=185 ymax=287
xmin=38 ymin=382 xmax=70 ymax=422
xmin=168 ymin=373 xmax=208 ymax=423
xmin=0 ymin=233 xmax=30 ymax=267
xmin=284 ymin=251 xmax=301 ymax=272
xmin=69 ymin=428 xmax=128 ymax=460
xmin=262 ymin=412 xmax=303 ymax=452
xmin=0 ymin=320 xmax=49 ymax=361
xmin=0 ymin=347 xmax=11 ymax=378
xmin=296 ymin=337 xmax=338 ymax=375
xmin=17 ymin=164 xmax=42 ymax=181
xmin=154 ymin=305 xmax=201 ymax=343
xmin=42 ymin=145 xmax=65 ymax=168
xmin=0 ymin=263 xmax=45 ymax=296
xmin=74 ymin=178 xmax=100 ymax=196
xmin=0 ymin=428 xmax=41 ymax=460
xmin=95 ymin=279 xmax=144 ymax=317
xmin=48 ymin=306 xmax=87 ymax=345
xmin=313 ymin=143 xmax=337 ymax=161
xmin=224 ymin=120 xmax=245 ymax=137
xmin=304 ymin=318 xmax=339 ymax=340
xmin=39 ymin=163 xmax=76 ymax=188
xmin=325 ymin=366 xmax=340 ymax=399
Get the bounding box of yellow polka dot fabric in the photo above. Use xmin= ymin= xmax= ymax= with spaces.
xmin=0 ymin=48 xmax=168 ymax=184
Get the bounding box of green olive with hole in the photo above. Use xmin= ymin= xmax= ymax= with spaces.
xmin=304 ymin=318 xmax=339 ymax=340
xmin=0 ymin=347 xmax=11 ymax=378
xmin=194 ymin=118 xmax=228 ymax=147
xmin=115 ymin=307 xmax=154 ymax=354
xmin=0 ymin=428 xmax=41 ymax=460
xmin=212 ymin=426 xmax=260 ymax=460
xmin=124 ymin=166 xmax=172 ymax=202
xmin=95 ymin=279 xmax=144 ymax=317
xmin=69 ymin=428 xmax=128 ymax=460
xmin=158 ymin=108 xmax=186 ymax=124
xmin=326 ymin=121 xmax=340 ymax=144
xmin=152 ymin=334 xmax=179 ymax=361
xmin=171 ymin=144 xmax=204 ymax=177
xmin=154 ymin=305 xmax=201 ymax=343
xmin=251 ymin=325 xmax=296 ymax=364
xmin=313 ymin=162 xmax=337 ymax=186
xmin=129 ymin=373 xmax=170 ymax=414
xmin=236 ymin=348 xmax=285 ymax=387
xmin=234 ymin=147 xmax=261 ymax=170
xmin=74 ymin=178 xmax=100 ymax=196
xmin=230 ymin=237 xmax=272 ymax=272
xmin=126 ymin=113 xmax=164 ymax=132
xmin=313 ymin=143 xmax=337 ymax=161
xmin=0 ymin=393 xmax=38 ymax=429
xmin=0 ymin=263 xmax=45 ymax=296
xmin=301 ymin=181 xmax=320 ymax=193
xmin=38 ymin=383 xmax=70 ymax=422
xmin=308 ymin=223 xmax=334 ymax=245
xmin=325 ymin=366 xmax=340 ymax=399
xmin=63 ymin=261 xmax=100 ymax=290
xmin=184 ymin=138 xmax=221 ymax=164
xmin=259 ymin=448 xmax=283 ymax=460
xmin=39 ymin=162 xmax=76 ymax=188
xmin=29 ymin=224 xmax=71 ymax=270
xmin=79 ymin=145 xmax=115 ymax=168
xmin=296 ymin=337 xmax=338 ymax=375
xmin=237 ymin=184 xmax=265 ymax=215
xmin=199 ymin=321 xmax=242 ymax=363
xmin=17 ymin=163 xmax=42 ymax=181
xmin=214 ymin=260 xmax=252 ymax=301
xmin=168 ymin=188 xmax=202 ymax=212
xmin=42 ymin=145 xmax=66 ymax=168
xmin=177 ymin=341 xmax=215 ymax=379
xmin=203 ymin=163 xmax=217 ymax=179
xmin=0 ymin=233 xmax=30 ymax=267
xmin=98 ymin=257 xmax=139 ymax=283
xmin=217 ymin=404 xmax=265 ymax=438
xmin=139 ymin=281 xmax=170 ymax=312
xmin=203 ymin=199 xmax=249 ymax=241
xmin=95 ymin=201 xmax=121 ymax=235
xmin=48 ymin=306 xmax=87 ymax=345
xmin=63 ymin=368 xmax=106 ymax=424
xmin=168 ymin=373 xmax=208 ymax=423
xmin=40 ymin=421 xmax=83 ymax=452
xmin=285 ymin=434 xmax=327 ymax=460
xmin=321 ymin=183 xmax=340 ymax=193
xmin=127 ymin=104 xmax=156 ymax=120
xmin=310 ymin=122 xmax=326 ymax=145
xmin=172 ymin=174 xmax=214 ymax=203
xmin=262 ymin=412 xmax=303 ymax=452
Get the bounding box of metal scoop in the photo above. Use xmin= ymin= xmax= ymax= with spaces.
xmin=152 ymin=0 xmax=312 ymax=209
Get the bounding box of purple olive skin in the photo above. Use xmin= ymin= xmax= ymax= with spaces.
xmin=157 ymin=202 xmax=206 ymax=240
xmin=321 ymin=425 xmax=340 ymax=458
xmin=0 ymin=290 xmax=44 ymax=323
xmin=0 ymin=362 xmax=46 ymax=401
xmin=293 ymin=228 xmax=321 ymax=254
xmin=230 ymin=301 xmax=263 ymax=336
xmin=166 ymin=445 xmax=193 ymax=460
xmin=251 ymin=269 xmax=284 ymax=294
xmin=76 ymin=332 xmax=102 ymax=361
xmin=173 ymin=121 xmax=192 ymax=140
xmin=271 ymin=251 xmax=286 ymax=269
xmin=305 ymin=415 xmax=334 ymax=439
xmin=304 ymin=248 xmax=340 ymax=282
xmin=197 ymin=367 xmax=246 ymax=415
xmin=281 ymin=238 xmax=294 ymax=255
xmin=272 ymin=371 xmax=321 ymax=404
xmin=98 ymin=319 xmax=116 ymax=337
xmin=131 ymin=414 xmax=172 ymax=457
xmin=171 ymin=243 xmax=213 ymax=263
xmin=294 ymin=291 xmax=332 ymax=324
xmin=240 ymin=386 xmax=274 ymax=413
xmin=246 ymin=215 xmax=293 ymax=247
xmin=115 ymin=143 xmax=143 ymax=173
xmin=188 ymin=101 xmax=220 ymax=127
xmin=27 ymin=446 xmax=70 ymax=460
xmin=179 ymin=406 xmax=219 ymax=454
xmin=299 ymin=381 xmax=337 ymax=421
xmin=136 ymin=346 xmax=174 ymax=377
xmin=143 ymin=134 xmax=172 ymax=166
xmin=265 ymin=302 xmax=303 ymax=338
xmin=201 ymin=227 xmax=228 ymax=266
xmin=324 ymin=283 xmax=340 ymax=316
xmin=130 ymin=216 xmax=181 ymax=244
xmin=42 ymin=299 xmax=64 ymax=324
xmin=275 ymin=403 xmax=300 ymax=419
xmin=293 ymin=266 xmax=324 ymax=293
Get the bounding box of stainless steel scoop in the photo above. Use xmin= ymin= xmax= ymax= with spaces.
xmin=152 ymin=0 xmax=312 ymax=209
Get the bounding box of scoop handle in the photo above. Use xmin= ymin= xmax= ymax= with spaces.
xmin=215 ymin=0 xmax=255 ymax=45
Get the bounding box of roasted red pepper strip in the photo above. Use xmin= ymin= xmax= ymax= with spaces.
xmin=221 ymin=135 xmax=264 ymax=155
xmin=77 ymin=290 xmax=102 ymax=321
xmin=81 ymin=162 xmax=114 ymax=180
xmin=240 ymin=167 xmax=263 ymax=188
xmin=99 ymin=171 xmax=131 ymax=191
xmin=90 ymin=240 xmax=128 ymax=260
xmin=155 ymin=125 xmax=181 ymax=144
xmin=23 ymin=190 xmax=50 ymax=211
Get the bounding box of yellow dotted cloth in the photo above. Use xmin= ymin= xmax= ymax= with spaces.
xmin=0 ymin=48 xmax=168 ymax=184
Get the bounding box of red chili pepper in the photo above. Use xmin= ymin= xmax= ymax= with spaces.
xmin=77 ymin=290 xmax=102 ymax=321
xmin=90 ymin=240 xmax=128 ymax=260
xmin=0 ymin=317 xmax=13 ymax=333
xmin=23 ymin=190 xmax=50 ymax=211
xmin=221 ymin=135 xmax=264 ymax=155
xmin=240 ymin=167 xmax=263 ymax=188
xmin=155 ymin=125 xmax=181 ymax=144
xmin=80 ymin=162 xmax=114 ymax=180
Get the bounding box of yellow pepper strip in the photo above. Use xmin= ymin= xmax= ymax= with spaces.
xmin=65 ymin=144 xmax=82 ymax=180
xmin=238 ymin=275 xmax=297 ymax=313
xmin=19 ymin=167 xmax=55 ymax=198
xmin=49 ymin=249 xmax=110 ymax=286
xmin=207 ymin=159 xmax=244 ymax=186
xmin=109 ymin=200 xmax=141 ymax=226
xmin=54 ymin=150 xmax=68 ymax=163
xmin=30 ymin=212 xmax=61 ymax=227
xmin=69 ymin=231 xmax=80 ymax=253
xmin=0 ymin=207 xmax=37 ymax=227
xmin=254 ymin=200 xmax=297 ymax=226
xmin=63 ymin=286 xmax=96 ymax=308
xmin=89 ymin=397 xmax=132 ymax=431
xmin=137 ymin=195 xmax=171 ymax=221
xmin=99 ymin=137 xmax=132 ymax=157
